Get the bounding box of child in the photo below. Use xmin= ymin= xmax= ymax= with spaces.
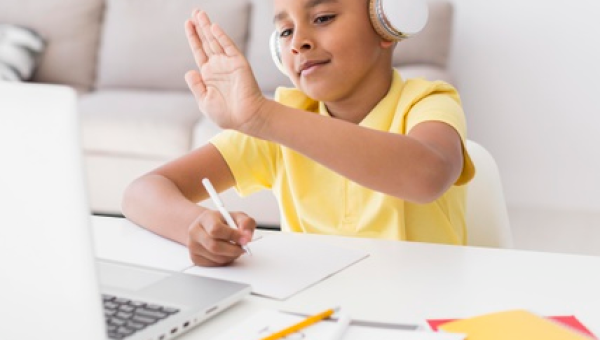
xmin=122 ymin=0 xmax=475 ymax=267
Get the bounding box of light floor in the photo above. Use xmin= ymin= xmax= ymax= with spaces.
xmin=509 ymin=207 xmax=600 ymax=257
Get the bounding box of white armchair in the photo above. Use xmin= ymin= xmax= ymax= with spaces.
xmin=465 ymin=140 xmax=514 ymax=248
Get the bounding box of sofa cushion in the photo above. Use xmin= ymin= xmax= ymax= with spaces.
xmin=79 ymin=91 xmax=201 ymax=158
xmin=85 ymin=155 xmax=165 ymax=214
xmin=393 ymin=1 xmax=454 ymax=68
xmin=0 ymin=0 xmax=103 ymax=91
xmin=96 ymin=0 xmax=251 ymax=91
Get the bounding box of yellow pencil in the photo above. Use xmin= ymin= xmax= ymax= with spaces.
xmin=260 ymin=307 xmax=339 ymax=340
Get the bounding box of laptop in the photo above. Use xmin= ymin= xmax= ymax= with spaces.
xmin=0 ymin=82 xmax=251 ymax=340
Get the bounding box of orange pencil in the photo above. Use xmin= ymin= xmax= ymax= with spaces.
xmin=260 ymin=307 xmax=339 ymax=340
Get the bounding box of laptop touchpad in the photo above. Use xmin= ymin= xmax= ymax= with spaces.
xmin=97 ymin=261 xmax=170 ymax=292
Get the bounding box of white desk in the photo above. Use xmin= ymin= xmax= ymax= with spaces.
xmin=92 ymin=216 xmax=600 ymax=337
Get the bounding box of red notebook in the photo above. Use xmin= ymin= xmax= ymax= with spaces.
xmin=427 ymin=315 xmax=596 ymax=339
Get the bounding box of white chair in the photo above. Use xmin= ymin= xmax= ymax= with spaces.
xmin=465 ymin=140 xmax=514 ymax=248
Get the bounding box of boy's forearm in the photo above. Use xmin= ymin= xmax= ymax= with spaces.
xmin=121 ymin=174 xmax=207 ymax=245
xmin=250 ymin=100 xmax=455 ymax=203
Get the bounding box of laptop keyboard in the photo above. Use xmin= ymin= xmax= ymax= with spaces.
xmin=103 ymin=294 xmax=180 ymax=339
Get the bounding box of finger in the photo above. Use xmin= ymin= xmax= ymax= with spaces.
xmin=185 ymin=18 xmax=207 ymax=67
xmin=188 ymin=221 xmax=244 ymax=264
xmin=232 ymin=213 xmax=256 ymax=245
xmin=212 ymin=24 xmax=242 ymax=58
xmin=193 ymin=11 xmax=212 ymax=56
xmin=195 ymin=11 xmax=217 ymax=56
xmin=197 ymin=11 xmax=224 ymax=55
xmin=206 ymin=23 xmax=225 ymax=55
xmin=189 ymin=244 xmax=235 ymax=267
xmin=188 ymin=225 xmax=231 ymax=266
xmin=195 ymin=211 xmax=245 ymax=245
xmin=190 ymin=255 xmax=231 ymax=267
xmin=185 ymin=70 xmax=206 ymax=100
xmin=198 ymin=226 xmax=246 ymax=258
xmin=204 ymin=218 xmax=241 ymax=243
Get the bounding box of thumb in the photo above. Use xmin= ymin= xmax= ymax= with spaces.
xmin=185 ymin=70 xmax=206 ymax=101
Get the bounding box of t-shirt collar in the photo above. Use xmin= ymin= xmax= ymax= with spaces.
xmin=318 ymin=70 xmax=404 ymax=130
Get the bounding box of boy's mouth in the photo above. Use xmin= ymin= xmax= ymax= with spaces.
xmin=298 ymin=60 xmax=330 ymax=76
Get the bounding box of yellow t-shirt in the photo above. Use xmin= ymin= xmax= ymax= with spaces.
xmin=210 ymin=70 xmax=475 ymax=245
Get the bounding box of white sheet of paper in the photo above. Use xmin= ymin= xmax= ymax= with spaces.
xmin=184 ymin=233 xmax=369 ymax=300
xmin=211 ymin=309 xmax=466 ymax=340
xmin=92 ymin=217 xmax=194 ymax=271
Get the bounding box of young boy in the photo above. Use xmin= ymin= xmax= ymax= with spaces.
xmin=122 ymin=0 xmax=475 ymax=267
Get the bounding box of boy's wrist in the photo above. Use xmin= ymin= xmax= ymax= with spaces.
xmin=239 ymin=97 xmax=278 ymax=139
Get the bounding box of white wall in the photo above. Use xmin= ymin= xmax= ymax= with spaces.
xmin=447 ymin=0 xmax=600 ymax=212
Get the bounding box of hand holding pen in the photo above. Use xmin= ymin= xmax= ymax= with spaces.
xmin=202 ymin=178 xmax=253 ymax=255
xmin=186 ymin=178 xmax=255 ymax=267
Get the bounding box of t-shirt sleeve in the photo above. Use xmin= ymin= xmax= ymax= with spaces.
xmin=404 ymin=82 xmax=475 ymax=185
xmin=209 ymin=130 xmax=280 ymax=196
xmin=209 ymin=86 xmax=317 ymax=196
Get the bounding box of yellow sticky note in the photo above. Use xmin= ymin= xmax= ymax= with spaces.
xmin=440 ymin=310 xmax=592 ymax=340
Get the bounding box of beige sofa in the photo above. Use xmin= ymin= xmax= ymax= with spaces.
xmin=0 ymin=0 xmax=455 ymax=226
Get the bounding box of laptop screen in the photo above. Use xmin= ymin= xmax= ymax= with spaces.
xmin=0 ymin=82 xmax=107 ymax=339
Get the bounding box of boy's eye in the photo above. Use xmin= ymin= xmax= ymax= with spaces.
xmin=279 ymin=29 xmax=292 ymax=38
xmin=314 ymin=14 xmax=335 ymax=24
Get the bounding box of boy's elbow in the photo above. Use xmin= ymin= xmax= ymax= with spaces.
xmin=412 ymin=180 xmax=448 ymax=204
xmin=406 ymin=161 xmax=458 ymax=204
xmin=120 ymin=181 xmax=135 ymax=218
xmin=120 ymin=176 xmax=146 ymax=218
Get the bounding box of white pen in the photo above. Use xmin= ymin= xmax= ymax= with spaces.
xmin=201 ymin=178 xmax=252 ymax=255
xmin=329 ymin=310 xmax=351 ymax=340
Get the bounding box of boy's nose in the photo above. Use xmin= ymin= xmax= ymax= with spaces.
xmin=290 ymin=35 xmax=313 ymax=54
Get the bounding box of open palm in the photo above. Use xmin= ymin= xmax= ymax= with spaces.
xmin=185 ymin=10 xmax=264 ymax=131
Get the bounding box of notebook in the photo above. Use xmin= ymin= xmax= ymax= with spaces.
xmin=437 ymin=310 xmax=594 ymax=340
xmin=0 ymin=82 xmax=251 ymax=340
xmin=428 ymin=314 xmax=595 ymax=338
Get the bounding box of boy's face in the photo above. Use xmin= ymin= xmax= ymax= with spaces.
xmin=273 ymin=0 xmax=393 ymax=102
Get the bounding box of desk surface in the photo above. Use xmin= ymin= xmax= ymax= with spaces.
xmin=92 ymin=216 xmax=600 ymax=337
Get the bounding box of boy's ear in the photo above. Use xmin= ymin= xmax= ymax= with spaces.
xmin=380 ymin=40 xmax=396 ymax=49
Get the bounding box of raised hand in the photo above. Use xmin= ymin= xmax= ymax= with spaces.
xmin=185 ymin=10 xmax=266 ymax=133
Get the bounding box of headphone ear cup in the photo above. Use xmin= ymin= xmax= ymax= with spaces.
xmin=369 ymin=0 xmax=429 ymax=41
xmin=269 ymin=31 xmax=287 ymax=76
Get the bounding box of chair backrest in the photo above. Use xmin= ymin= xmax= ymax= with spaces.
xmin=465 ymin=140 xmax=514 ymax=248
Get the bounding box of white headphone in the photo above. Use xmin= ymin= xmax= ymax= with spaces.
xmin=269 ymin=0 xmax=429 ymax=75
